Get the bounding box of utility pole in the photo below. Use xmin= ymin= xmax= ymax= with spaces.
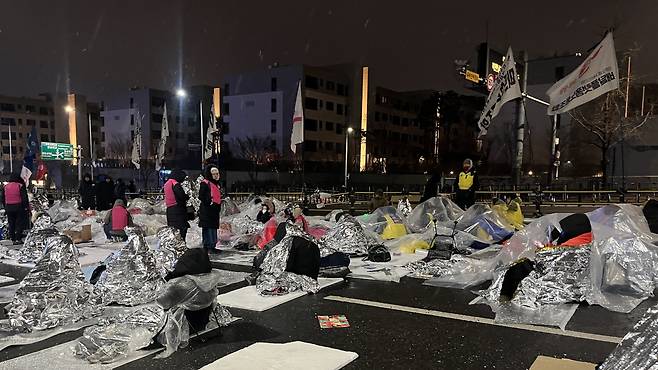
xmin=512 ymin=50 xmax=528 ymax=186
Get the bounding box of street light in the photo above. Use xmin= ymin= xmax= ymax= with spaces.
xmin=344 ymin=127 xmax=354 ymax=190
xmin=64 ymin=105 xmax=75 ymax=113
xmin=176 ymin=88 xmax=205 ymax=170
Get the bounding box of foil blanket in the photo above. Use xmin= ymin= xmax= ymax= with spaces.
xmin=406 ymin=255 xmax=479 ymax=279
xmin=75 ymin=304 xmax=166 ymax=364
xmin=93 ymin=227 xmax=164 ymax=306
xmin=599 ymin=304 xmax=658 ymax=370
xmin=47 ymin=199 xmax=81 ymax=223
xmin=7 ymin=235 xmax=99 ymax=332
xmin=320 ymin=215 xmax=376 ymax=256
xmin=397 ymin=198 xmax=413 ymax=218
xmin=155 ymin=270 xmax=233 ymax=358
xmin=228 ymin=216 xmax=265 ymax=236
xmin=18 ymin=215 xmax=58 ymax=263
xmin=0 ymin=210 xmax=7 ymax=240
xmin=181 ymin=177 xmax=201 ymax=213
xmin=155 ymin=227 xmax=188 ymax=277
xmin=480 ymin=245 xmax=591 ymax=312
xmin=257 ymin=223 xmax=320 ymax=295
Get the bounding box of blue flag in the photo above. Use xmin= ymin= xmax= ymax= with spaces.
xmin=23 ymin=126 xmax=39 ymax=172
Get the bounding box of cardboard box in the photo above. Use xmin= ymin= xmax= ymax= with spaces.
xmin=63 ymin=224 xmax=92 ymax=244
xmin=529 ymin=356 xmax=597 ymax=370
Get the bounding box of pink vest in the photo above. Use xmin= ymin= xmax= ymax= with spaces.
xmin=203 ymin=179 xmax=222 ymax=205
xmin=4 ymin=182 xmax=22 ymax=205
xmin=111 ymin=206 xmax=129 ymax=231
xmin=164 ymin=179 xmax=178 ymax=207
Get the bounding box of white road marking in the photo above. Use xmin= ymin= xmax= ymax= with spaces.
xmin=324 ymin=295 xmax=623 ymax=344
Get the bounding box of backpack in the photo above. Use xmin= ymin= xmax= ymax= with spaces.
xmin=363 ymin=244 xmax=391 ymax=263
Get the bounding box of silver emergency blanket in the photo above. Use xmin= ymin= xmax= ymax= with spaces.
xmin=155 ymin=269 xmax=234 ymax=358
xmin=18 ymin=215 xmax=58 ymax=263
xmin=75 ymin=304 xmax=166 ymax=364
xmin=7 ymin=235 xmax=98 ymax=331
xmin=599 ymin=303 xmax=658 ymax=370
xmin=0 ymin=210 xmax=7 ymax=240
xmin=182 ymin=177 xmax=200 ymax=213
xmin=93 ymin=227 xmax=164 ymax=306
xmin=47 ymin=199 xmax=81 ymax=223
xmin=320 ymin=215 xmax=377 ymax=256
xmin=407 ymin=246 xmax=501 ymax=289
xmin=128 ymin=198 xmax=157 ymax=215
xmin=474 ymin=245 xmax=591 ymax=328
xmin=228 ymin=216 xmax=265 ymax=236
xmin=220 ymin=197 xmax=241 ymax=218
xmin=155 ymin=227 xmax=188 ymax=277
xmin=31 ymin=193 xmax=50 ymax=213
xmin=407 ymin=196 xmax=464 ymax=233
xmin=397 ymin=198 xmax=412 ymax=218
xmin=256 ymin=223 xmax=320 ymax=295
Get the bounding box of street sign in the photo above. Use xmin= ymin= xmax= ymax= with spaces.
xmin=41 ymin=142 xmax=74 ymax=160
xmin=465 ymin=70 xmax=480 ymax=83
xmin=486 ymin=74 xmax=496 ymax=92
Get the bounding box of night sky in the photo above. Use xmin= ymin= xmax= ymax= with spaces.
xmin=1 ymin=0 xmax=656 ymax=102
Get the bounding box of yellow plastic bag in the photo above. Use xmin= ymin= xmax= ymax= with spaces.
xmin=400 ymin=240 xmax=430 ymax=254
xmin=381 ymin=215 xmax=407 ymax=240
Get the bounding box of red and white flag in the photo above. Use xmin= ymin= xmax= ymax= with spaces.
xmin=547 ymin=32 xmax=619 ymax=115
xmin=290 ymin=82 xmax=304 ymax=154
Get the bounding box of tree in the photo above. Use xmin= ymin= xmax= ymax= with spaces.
xmin=569 ymin=56 xmax=654 ymax=187
xmin=233 ymin=136 xmax=279 ymax=182
xmin=106 ymin=135 xmax=132 ymax=162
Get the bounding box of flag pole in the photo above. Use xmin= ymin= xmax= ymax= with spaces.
xmin=88 ymin=113 xmax=94 ymax=178
xmin=8 ymin=122 xmax=13 ymax=173
xmin=200 ymin=100 xmax=204 ymax=171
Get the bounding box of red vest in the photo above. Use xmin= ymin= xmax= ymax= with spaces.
xmin=202 ymin=179 xmax=221 ymax=205
xmin=111 ymin=206 xmax=129 ymax=231
xmin=4 ymin=182 xmax=22 ymax=205
xmin=164 ymin=179 xmax=178 ymax=207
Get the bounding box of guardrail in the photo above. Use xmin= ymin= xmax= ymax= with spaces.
xmin=41 ymin=188 xmax=657 ymax=208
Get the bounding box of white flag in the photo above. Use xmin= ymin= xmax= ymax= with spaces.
xmin=204 ymin=106 xmax=218 ymax=160
xmin=131 ymin=110 xmax=142 ymax=170
xmin=20 ymin=166 xmax=31 ymax=184
xmin=155 ymin=103 xmax=169 ymax=171
xmin=477 ymin=47 xmax=523 ymax=137
xmin=290 ymin=82 xmax=304 ymax=153
xmin=547 ymin=32 xmax=619 ymax=115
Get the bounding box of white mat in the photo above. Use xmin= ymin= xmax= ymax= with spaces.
xmin=210 ymin=250 xmax=259 ymax=267
xmin=0 ymin=284 xmax=19 ymax=304
xmin=217 ymin=278 xmax=343 ymax=312
xmin=0 ymin=339 xmax=159 ymax=370
xmin=199 ymin=341 xmax=358 ymax=370
xmin=0 ymin=276 xmax=15 ymax=285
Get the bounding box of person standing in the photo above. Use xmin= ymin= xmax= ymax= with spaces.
xmin=115 ymin=178 xmax=127 ymax=204
xmin=454 ymin=158 xmax=479 ymax=210
xmin=127 ymin=180 xmax=137 ymax=198
xmin=79 ymin=174 xmax=96 ymax=210
xmin=164 ymin=169 xmax=190 ymax=241
xmin=97 ymin=176 xmax=115 ymax=211
xmin=4 ymin=173 xmax=29 ymax=244
xmin=198 ymin=165 xmax=222 ymax=251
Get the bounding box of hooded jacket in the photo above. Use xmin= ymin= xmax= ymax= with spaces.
xmin=164 ymin=169 xmax=190 ymax=230
xmin=198 ymin=166 xmax=221 ymax=229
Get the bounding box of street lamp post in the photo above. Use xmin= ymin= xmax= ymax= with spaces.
xmin=176 ymin=89 xmax=205 ymax=171
xmin=344 ymin=127 xmax=354 ymax=190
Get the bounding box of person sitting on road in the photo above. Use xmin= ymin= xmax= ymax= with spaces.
xmin=292 ymin=206 xmax=309 ymax=232
xmin=369 ymin=189 xmax=389 ymax=212
xmin=103 ymin=199 xmax=134 ymax=241
xmin=257 ymin=203 xmax=273 ymax=224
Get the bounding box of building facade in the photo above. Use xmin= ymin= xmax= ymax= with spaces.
xmin=100 ymin=85 xmax=217 ymax=169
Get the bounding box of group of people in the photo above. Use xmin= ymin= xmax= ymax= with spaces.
xmin=79 ymin=175 xmax=137 ymax=211
xmin=163 ymin=166 xmax=223 ymax=252
xmin=421 ymin=158 xmax=479 ymax=210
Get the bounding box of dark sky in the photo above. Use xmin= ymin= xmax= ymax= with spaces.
xmin=1 ymin=0 xmax=656 ymax=102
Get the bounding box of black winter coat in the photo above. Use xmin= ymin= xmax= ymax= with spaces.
xmin=96 ymin=181 xmax=115 ymax=211
xmin=79 ymin=180 xmax=96 ymax=209
xmin=198 ymin=181 xmax=221 ymax=229
xmin=166 ymin=181 xmax=190 ymax=230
